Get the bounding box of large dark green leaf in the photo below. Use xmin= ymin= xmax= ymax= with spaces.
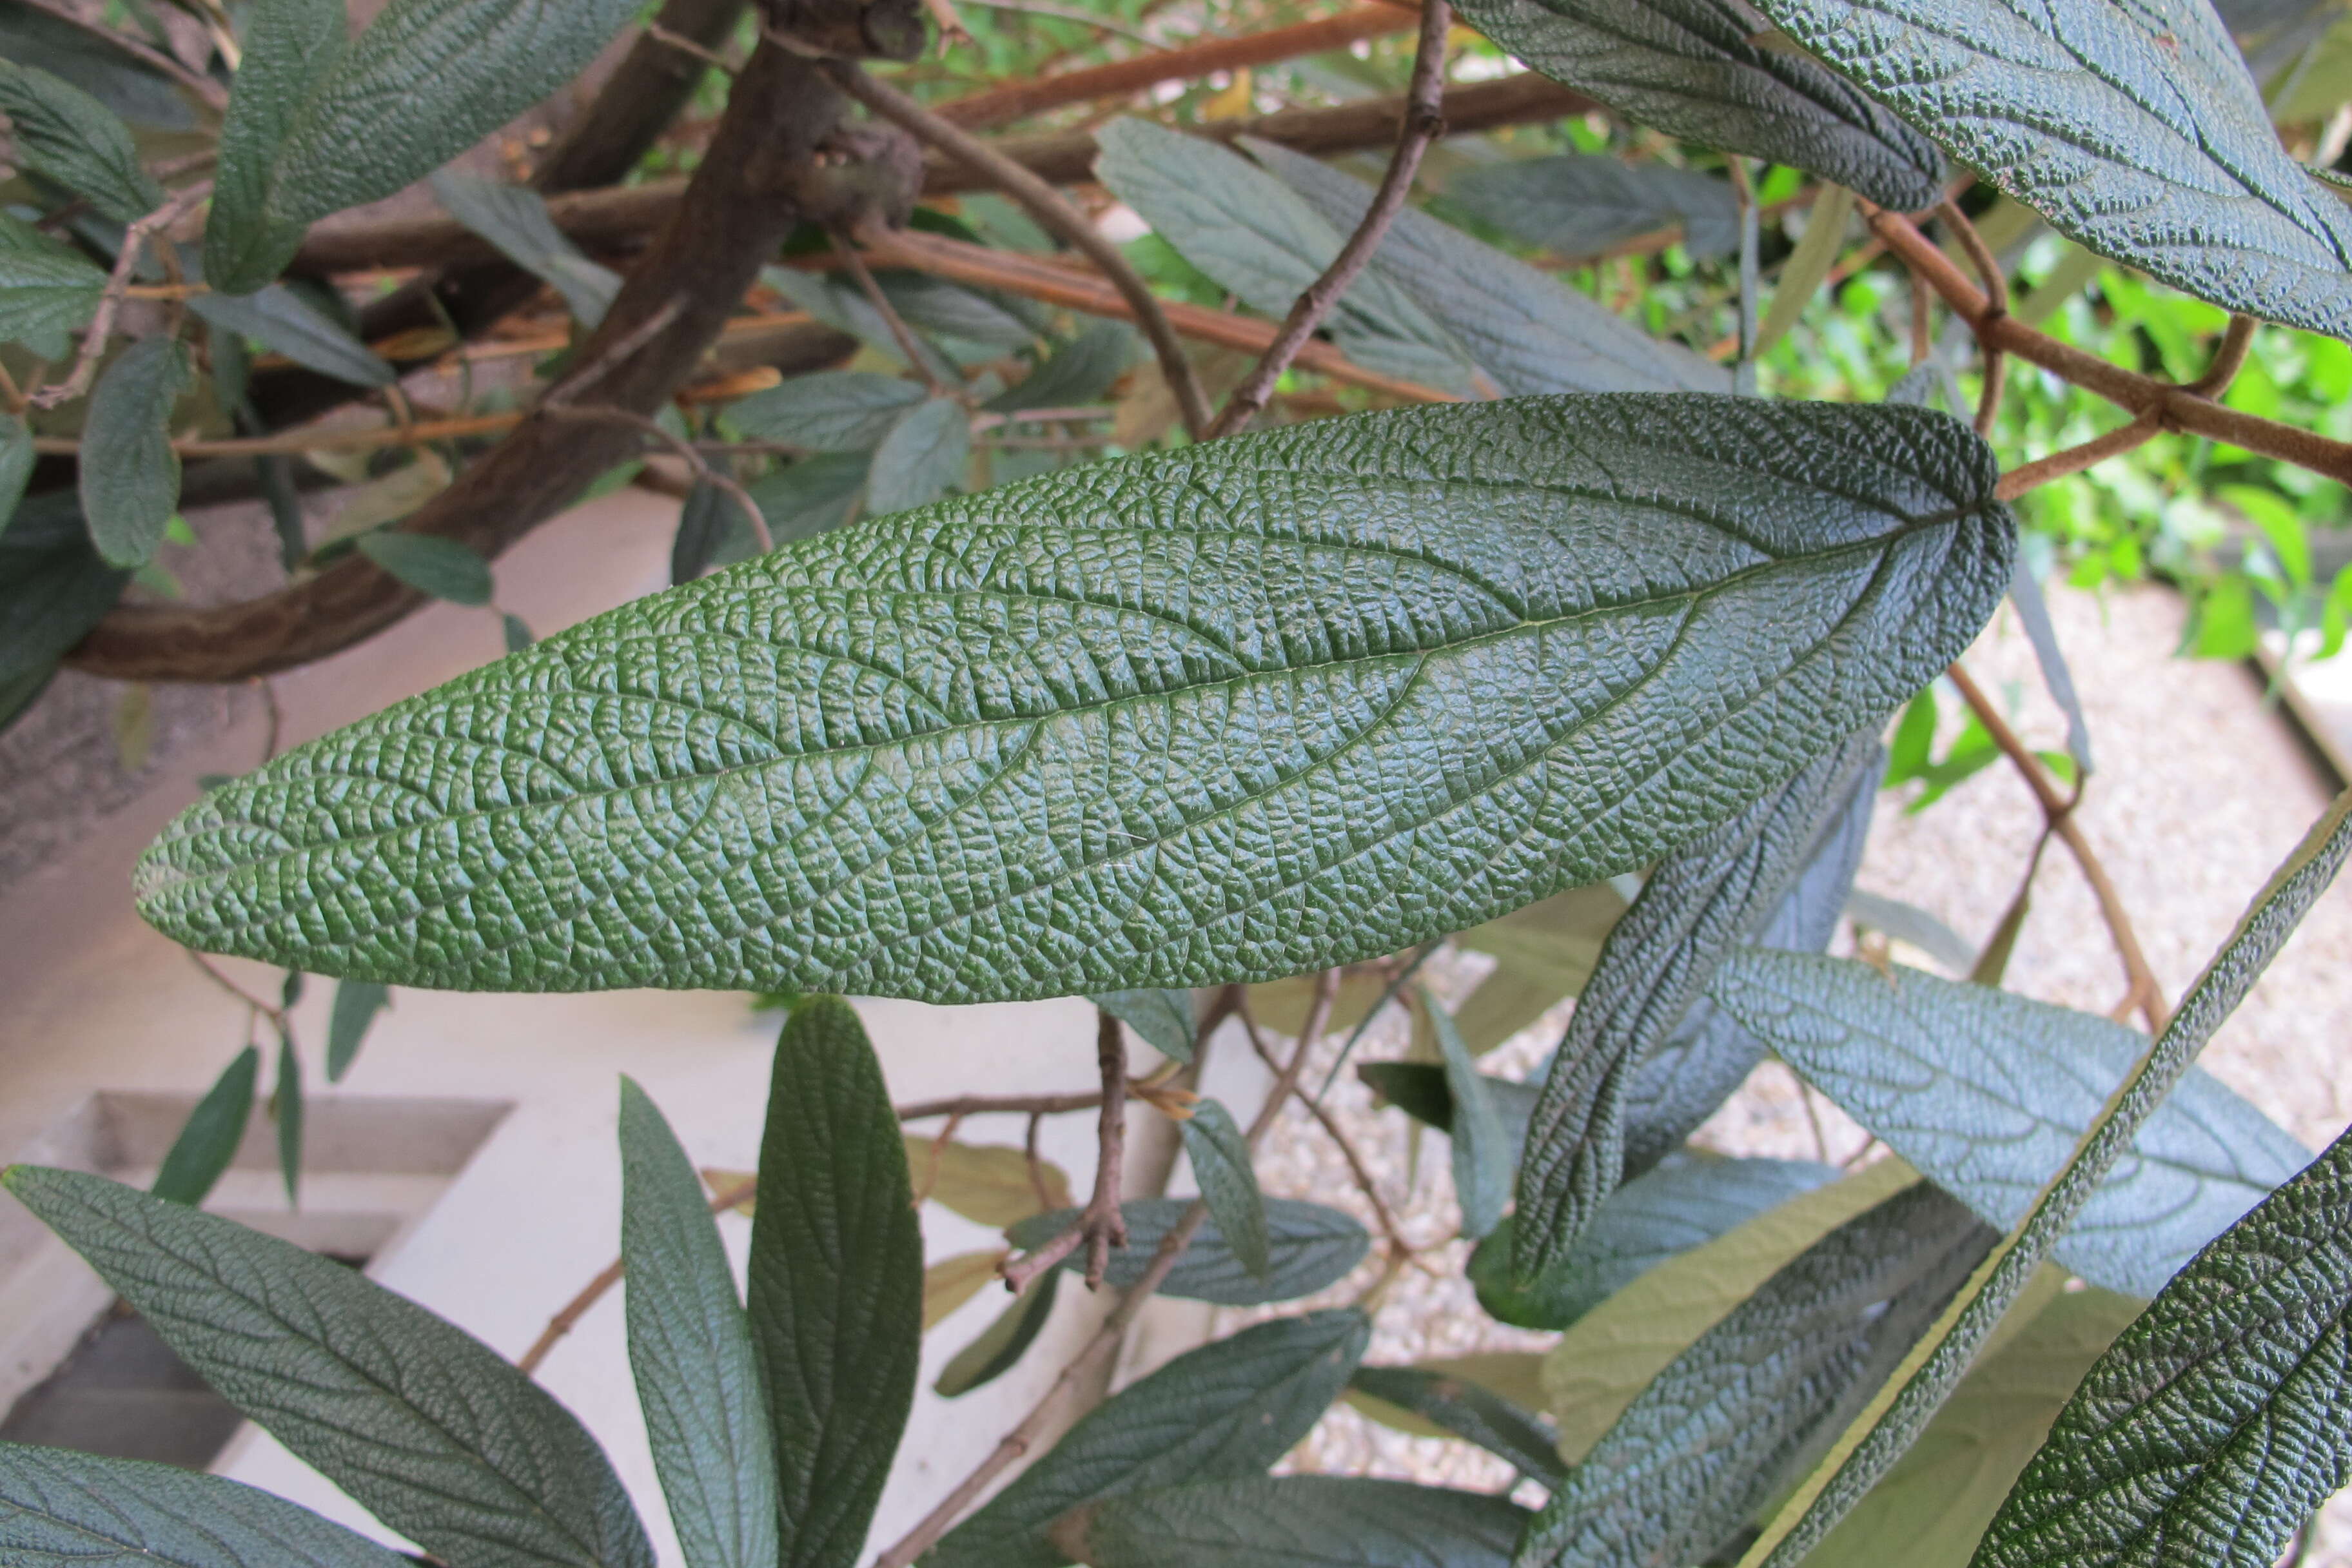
xmin=0 ymin=212 xmax=107 ymax=357
xmin=0 ymin=1166 xmax=653 ymax=1568
xmin=1972 ymin=1121 xmax=2352 ymax=1568
xmin=746 ymin=997 xmax=920 ymax=1568
xmin=150 ymin=1045 xmax=259 ymax=1207
xmin=728 ymin=373 xmax=927 ymax=453
xmin=1006 ymin=1197 xmax=1367 ymax=1306
xmin=1443 ymin=0 xmax=1945 ymax=210
xmin=429 ymin=173 xmax=621 ymax=328
xmin=618 ymin=1080 xmax=778 ymax=1568
xmin=1711 ymin=951 xmax=2311 ymax=1297
xmin=81 ymin=335 xmax=191 ymax=569
xmin=0 ymin=491 xmax=130 ymax=689
xmin=1054 ymin=1478 xmax=1527 ymax=1568
xmin=1180 ymin=1098 xmax=1269 ymax=1278
xmin=1748 ymin=0 xmax=2352 ymax=340
xmin=1445 ymin=153 xmax=1740 ymax=260
xmin=1513 ymin=732 xmax=1880 ymax=1282
xmin=1242 ymin=139 xmax=1729 ymax=395
xmin=0 ymin=60 xmax=164 ymax=223
xmin=205 ymin=0 xmax=641 ymax=293
xmin=0 ymin=1442 xmax=414 ymax=1568
xmin=928 ymin=1309 xmax=1369 ymax=1568
xmin=1519 ymin=1181 xmax=1995 ymax=1568
xmin=135 ymin=397 xmax=2015 ymax=1000
xmin=1347 ymin=1366 xmax=1565 ymax=1483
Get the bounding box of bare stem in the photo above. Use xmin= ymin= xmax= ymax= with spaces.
xmin=1005 ymin=1011 xmax=1132 ymax=1291
xmin=830 ymin=226 xmax=952 ymax=396
xmin=33 ymin=182 xmax=211 ymax=409
xmin=1239 ymin=1008 xmax=1410 ymax=1260
xmin=1992 ymin=409 xmax=2162 ymax=501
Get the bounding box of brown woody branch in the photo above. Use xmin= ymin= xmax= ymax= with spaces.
xmin=1208 ymin=0 xmax=1450 ymax=438
xmin=1003 ymin=1009 xmax=1132 ymax=1291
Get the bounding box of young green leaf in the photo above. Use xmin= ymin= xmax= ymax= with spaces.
xmin=930 ymin=1309 xmax=1370 ymax=1568
xmin=1052 ymin=1477 xmax=1527 ymax=1568
xmin=1710 ymin=951 xmax=2311 ymax=1297
xmin=80 ymin=336 xmax=191 ymax=570
xmin=187 ymin=279 xmax=397 ymax=389
xmin=1444 ymin=153 xmax=1740 ymax=260
xmin=1972 ymin=1121 xmax=2352 ymax=1568
xmin=355 ymin=531 xmax=494 ymax=605
xmin=137 ymin=397 xmax=2015 ymax=1001
xmin=275 ymin=1033 xmax=302 ymax=1204
xmin=204 ymin=0 xmax=642 ymax=293
xmin=1179 ymin=1098 xmax=1269 ymax=1279
xmin=727 ymin=372 xmax=927 ymax=453
xmin=1747 ymin=0 xmax=2352 ymax=340
xmin=1523 ymin=1181 xmax=1995 ymax=1568
xmin=1 ymin=1165 xmax=654 ymax=1568
xmin=429 ymin=173 xmax=621 ymax=328
xmin=1732 ymin=791 xmax=2352 ymax=1568
xmin=152 ymin=1045 xmax=258 ymax=1207
xmin=1348 ymin=1365 xmax=1565 ymax=1482
xmin=1513 ymin=733 xmax=1881 ymax=1282
xmin=0 ymin=213 xmax=108 ymax=357
xmin=617 ymin=1079 xmax=779 ymax=1568
xmin=1242 ymin=139 xmax=1730 ymax=395
xmin=866 ymin=397 xmax=970 ymax=517
xmin=1006 ymin=1197 xmax=1367 ymax=1306
xmin=1443 ymin=0 xmax=1946 ymax=210
xmin=0 ymin=1441 xmax=415 ymax=1568
xmin=935 ymin=1268 xmax=1059 ymax=1398
xmin=1092 ymin=989 xmax=1195 ymax=1063
xmin=0 ymin=61 xmax=164 ymax=223
xmin=745 ymin=997 xmax=921 ymax=1568
xmin=1423 ymin=986 xmax=1508 ymax=1239
xmin=325 ymin=977 xmax=388 ymax=1082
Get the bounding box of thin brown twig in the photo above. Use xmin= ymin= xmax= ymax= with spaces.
xmin=1940 ymin=200 xmax=2008 ymax=433
xmin=1206 ymin=0 xmax=1450 ymax=438
xmin=830 ymin=226 xmax=951 ymax=396
xmin=823 ymin=61 xmax=1213 ymax=438
xmin=540 ymin=405 xmax=774 ymax=552
xmin=897 ymin=1088 xmax=1113 ymax=1120
xmin=1945 ymin=661 xmax=2170 ymax=1032
xmin=914 ymin=1111 xmax=967 ymax=1206
xmin=1238 ymin=1008 xmax=1409 ymax=1260
xmin=33 ymin=182 xmax=210 ymax=409
xmin=184 ymin=949 xmax=285 ymax=1024
xmin=647 ymin=22 xmax=738 ymax=73
xmin=1024 ymin=1111 xmax=1052 ymax=1211
xmin=1993 ymin=409 xmax=2164 ymax=502
xmin=8 ymin=0 xmax=229 ymax=110
xmin=2184 ymin=313 xmax=2257 ymax=397
xmin=1004 ymin=1011 xmax=1132 ymax=1291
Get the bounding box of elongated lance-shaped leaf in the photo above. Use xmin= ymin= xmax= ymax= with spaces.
xmin=929 ymin=1309 xmax=1370 ymax=1568
xmin=1521 ymin=1180 xmax=1995 ymax=1568
xmin=1240 ymin=139 xmax=1730 ymax=395
xmin=0 ymin=1442 xmax=415 ymax=1568
xmin=1092 ymin=989 xmax=1195 ymax=1063
xmin=935 ymin=1267 xmax=1060 ymax=1398
xmin=81 ymin=337 xmax=191 ymax=571
xmin=1053 ymin=1477 xmax=1528 ymax=1568
xmin=1513 ymin=732 xmax=1879 ymax=1282
xmin=152 ymin=1045 xmax=258 ymax=1207
xmin=746 ymin=997 xmax=920 ymax=1568
xmin=1731 ymin=790 xmax=2352 ymax=1568
xmin=1349 ymin=1366 xmax=1566 ymax=1484
xmin=1444 ymin=0 xmax=1945 ymax=211
xmin=618 ymin=1080 xmax=779 ymax=1568
xmin=275 ymin=1032 xmax=302 ymax=1204
xmin=2008 ymin=561 xmax=2091 ymax=777
xmin=1444 ymin=153 xmax=1740 ymax=260
xmin=0 ymin=60 xmax=162 ymax=224
xmin=1712 ymin=952 xmax=2309 ymax=1298
xmin=136 ymin=397 xmax=2015 ymax=1000
xmin=1007 ymin=1197 xmax=1368 ymax=1306
xmin=326 ymin=978 xmax=388 ymax=1082
xmin=1745 ymin=0 xmax=2352 ymax=341
xmin=429 ymin=172 xmax=620 ymax=328
xmin=1425 ymin=985 xmax=1509 ymax=1240
xmin=1614 ymin=738 xmax=1879 ymax=1175
xmin=0 ymin=1166 xmax=652 ymax=1568
xmin=1181 ymin=1098 xmax=1270 ymax=1278
xmin=204 ymin=0 xmax=344 ymax=292
xmin=1972 ymin=1119 xmax=2352 ymax=1568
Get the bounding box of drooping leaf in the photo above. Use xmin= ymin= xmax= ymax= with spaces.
xmin=1747 ymin=0 xmax=2352 ymax=340
xmin=204 ymin=0 xmax=642 ymax=293
xmin=1755 ymin=184 xmax=1858 ymax=358
xmin=1443 ymin=0 xmax=1945 ymax=210
xmin=866 ymin=397 xmax=970 ymax=517
xmin=186 ymin=279 xmax=395 ymax=389
xmin=743 ymin=451 xmax=869 ymax=545
xmin=274 ymin=1033 xmax=302 ymax=1204
xmin=618 ymin=1079 xmax=779 ymax=1568
xmin=1 ymin=1166 xmax=654 ymax=1568
xmin=1845 ymin=888 xmax=1979 ymax=973
xmin=1347 ymin=1364 xmax=1565 ymax=1482
xmin=0 ymin=492 xmax=130 ymax=690
xmin=745 ymin=997 xmax=921 ymax=1568
xmin=1971 ymin=1121 xmax=2352 ymax=1568
xmin=728 ymin=372 xmax=927 ymax=453
xmin=135 ymin=397 xmax=2015 ymax=1001
xmin=0 ymin=212 xmax=108 ymax=356
xmin=429 ymin=173 xmax=621 ymax=327
xmin=325 ymin=978 xmax=388 ymax=1082
xmin=355 ymin=531 xmax=494 ymax=605
xmin=673 ymin=480 xmax=740 ymax=585
xmin=1514 ymin=733 xmax=1881 ymax=1282
xmin=936 ymin=1268 xmax=1059 ymax=1398
xmin=929 ymin=1309 xmax=1369 ymax=1568
xmin=0 ymin=1442 xmax=415 ymax=1568
xmin=1424 ymin=985 xmax=1509 ymax=1239
xmin=1180 ymin=1098 xmax=1269 ymax=1279
xmin=1053 ymin=1477 xmax=1528 ymax=1568
xmin=1471 ymin=1153 xmax=1838 ymax=1330
xmin=1357 ymin=1061 xmax=1542 ymax=1166
xmin=2008 ymin=560 xmax=2093 ymax=776
xmin=502 ymin=613 xmax=535 ymax=652
xmin=923 ymin=1250 xmax=1006 ymax=1329
xmin=1095 ymin=118 xmax=1478 ymax=395
xmin=906 ymin=1133 xmax=1072 ymax=1226
xmin=1006 ymin=1197 xmax=1368 ymax=1306
xmin=80 ymin=335 xmax=191 ymax=570
xmin=876 ymin=273 xmax=1048 ymax=351
xmin=988 ymin=322 xmax=1139 ymax=415
xmin=1521 ymin=1181 xmax=1995 ymax=1568
xmin=204 ymin=0 xmax=345 ymax=294
xmin=1802 ymin=1287 xmax=2142 ymax=1568
xmin=763 ymin=270 xmax=959 ymax=386
xmin=0 ymin=3 xmax=201 ymax=131
xmin=1445 ymin=153 xmax=1740 ymax=259
xmin=151 ymin=1046 xmax=259 ymax=1207
xmin=1446 ymin=881 xmax=1634 ymax=1056
xmin=1242 ymin=138 xmax=1731 ymax=395
xmin=0 ymin=61 xmax=164 ymax=224
xmin=1092 ymin=988 xmax=1196 ymax=1063
xmin=1710 ymin=950 xmax=2311 ymax=1297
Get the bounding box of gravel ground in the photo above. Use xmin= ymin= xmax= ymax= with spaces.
xmin=1239 ymin=583 xmax=2352 ymax=1559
